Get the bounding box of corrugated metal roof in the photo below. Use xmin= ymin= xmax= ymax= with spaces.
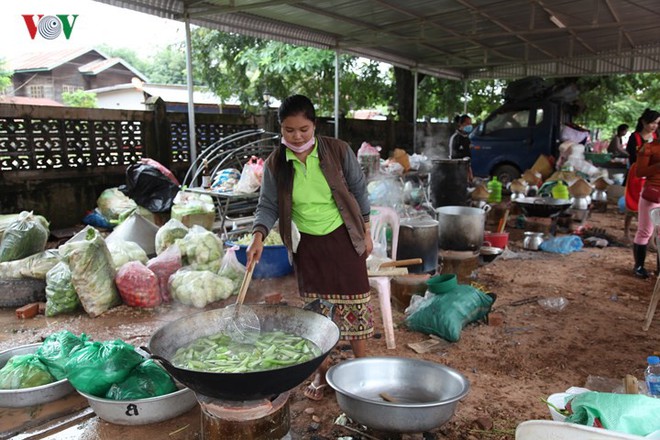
xmin=91 ymin=0 xmax=660 ymax=80
xmin=10 ymin=47 xmax=103 ymax=72
xmin=78 ymin=58 xmax=149 ymax=81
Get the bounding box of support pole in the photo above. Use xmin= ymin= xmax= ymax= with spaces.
xmin=184 ymin=16 xmax=198 ymax=181
xmin=334 ymin=51 xmax=340 ymax=139
xmin=413 ymin=70 xmax=418 ymax=154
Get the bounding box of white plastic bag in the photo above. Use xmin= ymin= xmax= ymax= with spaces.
xmin=218 ymin=245 xmax=246 ymax=295
xmin=233 ymin=157 xmax=264 ymax=194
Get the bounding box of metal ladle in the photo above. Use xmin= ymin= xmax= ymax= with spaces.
xmin=218 ymin=260 xmax=260 ymax=343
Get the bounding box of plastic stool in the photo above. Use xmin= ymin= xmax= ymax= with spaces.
xmin=368 ymin=205 xmax=400 ymax=349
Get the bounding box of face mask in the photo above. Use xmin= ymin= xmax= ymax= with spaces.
xmin=463 ymin=125 xmax=473 ymax=134
xmin=282 ymin=136 xmax=315 ymax=153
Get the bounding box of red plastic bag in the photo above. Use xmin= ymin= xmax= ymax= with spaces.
xmin=115 ymin=261 xmax=161 ymax=307
xmin=146 ymin=245 xmax=182 ymax=303
xmin=140 ymin=158 xmax=179 ymax=186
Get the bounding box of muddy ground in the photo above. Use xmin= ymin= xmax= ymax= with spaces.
xmin=1 ymin=203 xmax=659 ymax=440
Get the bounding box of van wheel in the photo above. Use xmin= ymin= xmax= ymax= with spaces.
xmin=492 ymin=165 xmax=520 ymax=185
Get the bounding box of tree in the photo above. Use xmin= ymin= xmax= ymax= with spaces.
xmin=142 ymin=43 xmax=190 ymax=85
xmin=190 ymin=29 xmax=392 ymax=115
xmin=0 ymin=59 xmax=11 ymax=93
xmin=62 ymin=90 xmax=98 ymax=108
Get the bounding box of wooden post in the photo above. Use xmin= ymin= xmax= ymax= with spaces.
xmin=144 ymin=96 xmax=172 ymax=169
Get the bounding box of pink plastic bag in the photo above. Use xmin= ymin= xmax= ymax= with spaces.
xmin=115 ymin=261 xmax=161 ymax=308
xmin=146 ymin=245 xmax=182 ymax=303
xmin=140 ymin=158 xmax=180 ymax=185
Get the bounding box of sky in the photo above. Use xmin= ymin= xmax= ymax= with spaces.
xmin=1 ymin=0 xmax=186 ymax=62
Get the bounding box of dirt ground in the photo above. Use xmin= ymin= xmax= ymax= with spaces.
xmin=1 ymin=202 xmax=660 ymax=440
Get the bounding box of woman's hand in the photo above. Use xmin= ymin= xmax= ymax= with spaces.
xmin=364 ymin=226 xmax=374 ymax=256
xmin=246 ymin=232 xmax=265 ymax=268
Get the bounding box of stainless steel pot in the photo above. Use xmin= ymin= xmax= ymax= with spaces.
xmin=326 ymin=357 xmax=470 ymax=433
xmin=570 ymin=196 xmax=590 ymax=210
xmin=396 ymin=217 xmax=439 ymax=273
xmin=523 ymin=232 xmax=545 ymax=250
xmin=592 ymin=189 xmax=607 ymax=202
xmin=435 ymin=206 xmax=488 ymax=252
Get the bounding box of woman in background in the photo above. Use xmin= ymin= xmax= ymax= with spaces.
xmin=449 ymin=114 xmax=474 ymax=181
xmin=630 ymin=109 xmax=660 ymax=278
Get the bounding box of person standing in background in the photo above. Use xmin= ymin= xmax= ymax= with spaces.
xmin=628 ymin=109 xmax=660 ymax=278
xmin=448 ymin=114 xmax=474 ymax=182
xmin=626 ymin=109 xmax=660 ymax=166
xmin=608 ymin=124 xmax=629 ymax=158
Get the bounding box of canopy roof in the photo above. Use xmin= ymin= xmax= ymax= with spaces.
xmin=94 ymin=0 xmax=660 ymax=80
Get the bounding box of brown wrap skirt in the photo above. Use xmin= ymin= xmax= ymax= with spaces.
xmin=293 ymin=224 xmax=373 ymax=341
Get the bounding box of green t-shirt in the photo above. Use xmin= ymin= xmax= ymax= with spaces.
xmin=286 ymin=143 xmax=343 ymax=235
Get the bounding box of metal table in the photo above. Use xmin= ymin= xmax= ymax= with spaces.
xmin=185 ymin=187 xmax=259 ymax=239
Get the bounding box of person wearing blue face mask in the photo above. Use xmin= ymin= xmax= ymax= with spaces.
xmin=448 ymin=114 xmax=474 ymax=181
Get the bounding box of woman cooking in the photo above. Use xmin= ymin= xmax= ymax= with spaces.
xmin=246 ymin=94 xmax=374 ymax=401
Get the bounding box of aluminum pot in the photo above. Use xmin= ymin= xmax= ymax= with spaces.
xmin=0 ymin=343 xmax=75 ymax=407
xmin=326 ymin=357 xmax=470 ymax=433
xmin=523 ymin=232 xmax=545 ymax=250
xmin=396 ymin=217 xmax=439 ymax=273
xmin=435 ymin=206 xmax=488 ymax=252
xmin=78 ymin=384 xmax=197 ymax=425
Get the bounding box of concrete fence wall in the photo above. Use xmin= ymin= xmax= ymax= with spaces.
xmin=0 ymin=102 xmax=452 ymax=229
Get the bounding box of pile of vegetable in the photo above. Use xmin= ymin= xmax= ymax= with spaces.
xmin=234 ymin=230 xmax=284 ymax=246
xmin=171 ymin=330 xmax=321 ymax=373
xmin=1 ymin=330 xmax=177 ymax=400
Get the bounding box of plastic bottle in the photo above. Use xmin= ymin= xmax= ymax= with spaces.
xmin=551 ymin=181 xmax=569 ymax=200
xmin=646 ymin=356 xmax=660 ymax=398
xmin=487 ymin=176 xmax=502 ymax=203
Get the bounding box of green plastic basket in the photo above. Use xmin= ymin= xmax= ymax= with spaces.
xmin=584 ymin=152 xmax=612 ymax=164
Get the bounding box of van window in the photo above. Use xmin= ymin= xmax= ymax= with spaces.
xmin=483 ymin=109 xmax=531 ymax=134
xmin=535 ymin=108 xmax=544 ymax=125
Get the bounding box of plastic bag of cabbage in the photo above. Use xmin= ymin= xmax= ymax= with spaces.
xmin=169 ymin=269 xmax=234 ymax=308
xmin=59 ymin=226 xmax=121 ymax=317
xmin=177 ymin=225 xmax=223 ymax=272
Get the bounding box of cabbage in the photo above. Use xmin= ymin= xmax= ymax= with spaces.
xmin=154 ymin=219 xmax=188 ymax=255
xmin=107 ymin=240 xmax=148 ymax=270
xmin=178 ymin=226 xmax=223 ymax=272
xmin=169 ymin=269 xmax=234 ymax=308
xmin=234 ymin=230 xmax=284 ymax=246
xmin=0 ymin=354 xmax=56 ymax=389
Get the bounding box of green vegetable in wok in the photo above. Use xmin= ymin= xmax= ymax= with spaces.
xmin=171 ymin=331 xmax=321 ymax=373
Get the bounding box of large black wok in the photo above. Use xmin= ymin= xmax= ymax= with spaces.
xmin=145 ymin=303 xmax=340 ymax=400
xmin=513 ymin=197 xmax=572 ymax=217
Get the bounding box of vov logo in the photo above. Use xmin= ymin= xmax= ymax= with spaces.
xmin=22 ymin=15 xmax=79 ymax=40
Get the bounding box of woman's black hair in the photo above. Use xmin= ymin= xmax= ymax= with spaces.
xmin=453 ymin=114 xmax=471 ymax=125
xmin=616 ymin=124 xmax=629 ymax=135
xmin=635 ymin=108 xmax=660 ymax=132
xmin=278 ymin=94 xmax=316 ymax=124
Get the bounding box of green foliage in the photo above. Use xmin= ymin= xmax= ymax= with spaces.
xmin=142 ymin=43 xmax=191 ymax=85
xmin=190 ymin=29 xmax=392 ymax=115
xmin=0 ymin=58 xmax=11 ymax=92
xmin=61 ymin=90 xmax=98 ymax=108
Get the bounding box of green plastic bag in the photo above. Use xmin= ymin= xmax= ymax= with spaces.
xmin=0 ymin=354 xmax=56 ymax=389
xmin=59 ymin=227 xmax=121 ymax=317
xmin=0 ymin=211 xmax=50 ymax=263
xmin=405 ymin=275 xmax=494 ymax=342
xmin=36 ymin=330 xmax=89 ymax=380
xmin=45 ymin=262 xmax=81 ymax=317
xmin=565 ymin=391 xmax=660 ymax=436
xmin=64 ymin=339 xmax=144 ymax=397
xmin=105 ymin=359 xmax=177 ymax=400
